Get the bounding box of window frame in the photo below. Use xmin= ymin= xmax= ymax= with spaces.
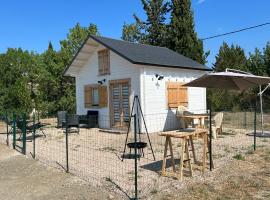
xmin=84 ymin=84 xmax=108 ymax=108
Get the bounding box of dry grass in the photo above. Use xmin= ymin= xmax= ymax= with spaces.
xmin=154 ymin=146 xmax=270 ymax=200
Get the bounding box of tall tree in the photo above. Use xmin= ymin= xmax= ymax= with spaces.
xmin=209 ymin=42 xmax=250 ymax=111
xmin=168 ymin=0 xmax=206 ymax=63
xmin=247 ymin=48 xmax=266 ymax=76
xmin=213 ymin=42 xmax=247 ymax=72
xmin=263 ymin=42 xmax=270 ymax=76
xmin=38 ymin=43 xmax=63 ymax=115
xmin=60 ymin=23 xmax=99 ymax=62
xmin=134 ymin=0 xmax=170 ymax=46
xmin=37 ymin=23 xmax=99 ymax=115
xmin=121 ymin=22 xmax=142 ymax=43
xmin=0 ymin=48 xmax=40 ymax=114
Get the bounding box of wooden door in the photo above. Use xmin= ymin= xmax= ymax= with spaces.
xmin=110 ymin=79 xmax=130 ymax=128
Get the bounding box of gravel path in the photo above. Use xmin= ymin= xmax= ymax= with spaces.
xmin=0 ymin=144 xmax=121 ymax=200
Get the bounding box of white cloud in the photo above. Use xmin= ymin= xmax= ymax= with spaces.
xmin=197 ymin=0 xmax=206 ymax=4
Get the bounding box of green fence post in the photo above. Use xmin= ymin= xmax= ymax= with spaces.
xmin=12 ymin=113 xmax=16 ymax=149
xmin=244 ymin=111 xmax=247 ymax=129
xmin=253 ymin=104 xmax=257 ymax=151
xmin=5 ymin=110 xmax=9 ymax=146
xmin=33 ymin=113 xmax=36 ymax=159
xmin=22 ymin=113 xmax=27 ymax=155
xmin=37 ymin=111 xmax=40 ymax=122
xmin=133 ymin=113 xmax=138 ymax=200
xmin=65 ymin=113 xmax=69 ymax=173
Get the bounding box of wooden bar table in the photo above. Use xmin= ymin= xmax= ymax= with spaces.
xmin=159 ymin=129 xmax=208 ymax=181
xmin=177 ymin=114 xmax=209 ymax=128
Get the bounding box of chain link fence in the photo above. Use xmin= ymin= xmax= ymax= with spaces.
xmin=0 ymin=106 xmax=269 ymax=199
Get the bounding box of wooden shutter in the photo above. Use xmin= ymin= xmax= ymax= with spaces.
xmin=98 ymin=49 xmax=110 ymax=75
xmin=99 ymin=86 xmax=108 ymax=107
xmin=167 ymin=83 xmax=179 ymax=108
xmin=167 ymin=82 xmax=188 ymax=108
xmin=179 ymin=86 xmax=188 ymax=106
xmin=104 ymin=50 xmax=110 ymax=73
xmin=84 ymin=86 xmax=92 ymax=108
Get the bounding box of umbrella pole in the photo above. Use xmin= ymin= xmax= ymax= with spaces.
xmin=209 ymin=106 xmax=213 ymax=171
xmin=254 ymin=97 xmax=257 ymax=151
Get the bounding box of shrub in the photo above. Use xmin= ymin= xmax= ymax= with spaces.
xmin=233 ymin=153 xmax=245 ymax=161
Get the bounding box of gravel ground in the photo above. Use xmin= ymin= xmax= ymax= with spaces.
xmin=0 ymin=144 xmax=121 ymax=200
xmin=0 ymin=116 xmax=269 ymax=199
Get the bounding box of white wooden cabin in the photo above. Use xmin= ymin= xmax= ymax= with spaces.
xmin=64 ymin=35 xmax=210 ymax=133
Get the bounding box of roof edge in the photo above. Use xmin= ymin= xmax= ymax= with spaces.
xmin=62 ymin=35 xmax=93 ymax=76
xmin=89 ymin=35 xmax=211 ymax=71
xmin=63 ymin=35 xmax=212 ymax=76
xmin=133 ymin=61 xmax=212 ymax=71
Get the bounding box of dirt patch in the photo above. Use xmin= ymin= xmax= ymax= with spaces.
xmin=0 ymin=144 xmax=121 ymax=200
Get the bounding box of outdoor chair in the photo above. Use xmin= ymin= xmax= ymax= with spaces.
xmin=57 ymin=111 xmax=67 ymax=128
xmin=78 ymin=111 xmax=99 ymax=128
xmin=176 ymin=106 xmax=193 ymax=128
xmin=65 ymin=114 xmax=80 ymax=134
xmin=17 ymin=120 xmax=46 ymax=140
xmin=212 ymin=112 xmax=224 ymax=139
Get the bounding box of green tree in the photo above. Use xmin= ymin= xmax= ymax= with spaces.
xmin=247 ymin=48 xmax=266 ymax=76
xmin=60 ymin=23 xmax=98 ymax=65
xmin=0 ymin=48 xmax=40 ymax=114
xmin=209 ymin=42 xmax=250 ymax=111
xmin=168 ymin=0 xmax=207 ymax=63
xmin=37 ymin=23 xmax=99 ymax=116
xmin=121 ymin=22 xmax=142 ymax=43
xmin=213 ymin=42 xmax=247 ymax=72
xmin=134 ymin=0 xmax=170 ymax=46
xmin=37 ymin=42 xmax=63 ymax=115
xmin=263 ymin=42 xmax=270 ymax=76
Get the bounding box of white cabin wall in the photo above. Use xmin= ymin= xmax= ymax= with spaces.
xmin=139 ymin=65 xmax=207 ymax=133
xmin=75 ymin=44 xmax=140 ymax=128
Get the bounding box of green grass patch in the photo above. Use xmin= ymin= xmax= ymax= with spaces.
xmin=233 ymin=153 xmax=245 ymax=161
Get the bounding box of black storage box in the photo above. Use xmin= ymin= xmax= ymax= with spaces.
xmin=87 ymin=110 xmax=99 ymax=128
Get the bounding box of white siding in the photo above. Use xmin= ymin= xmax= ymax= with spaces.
xmin=75 ymin=44 xmax=140 ymax=128
xmin=73 ymin=44 xmax=207 ymax=132
xmin=139 ymin=65 xmax=207 ymax=133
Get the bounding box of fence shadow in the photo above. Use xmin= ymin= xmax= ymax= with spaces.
xmin=105 ymin=177 xmax=132 ymax=200
xmin=140 ymin=159 xmax=180 ymax=173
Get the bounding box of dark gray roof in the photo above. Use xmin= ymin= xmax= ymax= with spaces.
xmin=90 ymin=35 xmax=211 ymax=71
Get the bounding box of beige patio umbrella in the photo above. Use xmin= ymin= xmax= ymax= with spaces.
xmin=184 ymin=69 xmax=270 ymax=133
xmin=183 ymin=68 xmax=270 ymax=170
xmin=184 ymin=70 xmax=270 ymax=90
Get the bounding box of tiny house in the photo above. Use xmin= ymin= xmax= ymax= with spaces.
xmin=64 ymin=35 xmax=210 ymax=132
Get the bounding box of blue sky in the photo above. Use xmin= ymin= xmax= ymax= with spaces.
xmin=0 ymin=0 xmax=270 ymax=67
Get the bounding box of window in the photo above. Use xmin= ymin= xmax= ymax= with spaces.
xmin=98 ymin=49 xmax=110 ymax=75
xmin=92 ymin=88 xmax=99 ymax=106
xmin=167 ymin=82 xmax=188 ymax=108
xmin=84 ymin=85 xmax=108 ymax=108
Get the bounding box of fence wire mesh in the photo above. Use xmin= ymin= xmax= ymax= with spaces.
xmin=0 ymin=107 xmax=269 ymax=199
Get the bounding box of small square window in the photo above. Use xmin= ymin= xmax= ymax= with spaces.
xmin=92 ymin=88 xmax=99 ymax=106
